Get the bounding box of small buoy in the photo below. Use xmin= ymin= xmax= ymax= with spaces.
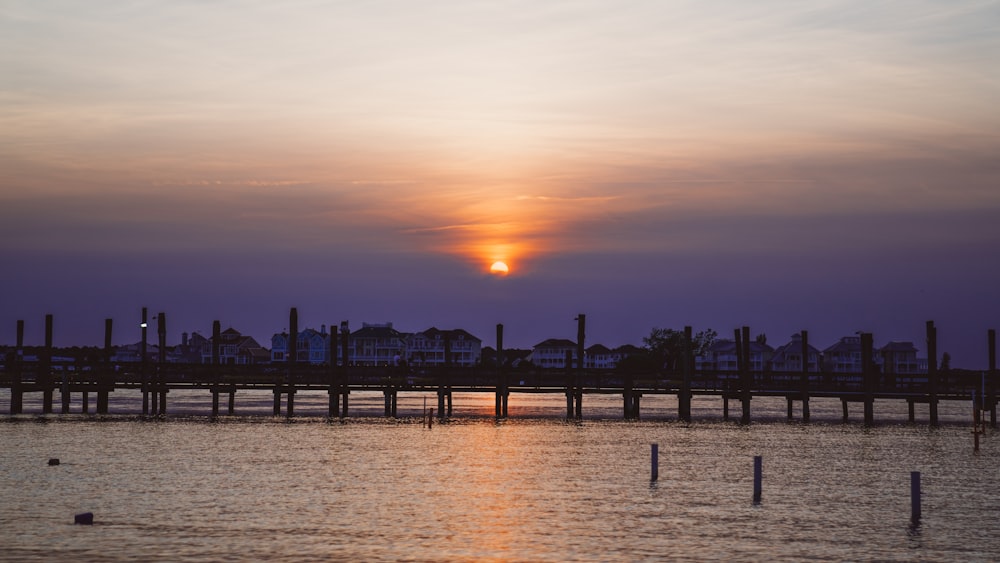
xmin=74 ymin=512 xmax=94 ymax=525
xmin=48 ymin=458 xmax=60 ymax=466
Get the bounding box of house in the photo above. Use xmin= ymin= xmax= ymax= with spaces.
xmin=612 ymin=344 xmax=642 ymax=368
xmin=271 ymin=326 xmax=330 ymax=365
xmin=203 ymin=328 xmax=268 ymax=365
xmin=879 ymin=341 xmax=924 ymax=375
xmin=768 ymin=333 xmax=821 ymax=373
xmin=530 ymin=338 xmax=578 ymax=369
xmin=407 ymin=327 xmax=482 ymax=367
xmin=697 ymin=340 xmax=774 ymax=372
xmin=348 ymin=322 xmax=406 ymax=366
xmin=584 ymin=344 xmax=614 ymax=369
xmin=822 ymin=336 xmax=875 ymax=373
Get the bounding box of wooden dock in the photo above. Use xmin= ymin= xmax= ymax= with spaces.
xmin=2 ymin=315 xmax=997 ymax=425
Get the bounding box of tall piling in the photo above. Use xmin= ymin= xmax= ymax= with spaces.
xmin=737 ymin=326 xmax=751 ymax=425
xmin=495 ymin=324 xmax=505 ymax=418
xmin=156 ymin=312 xmax=167 ymax=415
xmin=927 ymin=321 xmax=938 ymax=426
xmin=800 ymin=330 xmax=810 ymax=422
xmin=989 ymin=329 xmax=996 ymax=428
xmin=679 ymin=326 xmax=693 ymax=422
xmin=576 ymin=314 xmax=585 ymax=420
xmin=10 ymin=320 xmax=24 ymax=414
xmin=43 ymin=314 xmax=54 ymax=414
xmin=341 ymin=324 xmax=350 ymax=418
xmin=212 ymin=320 xmax=221 ymax=417
xmin=328 ymin=325 xmax=339 ymax=419
xmin=141 ymin=307 xmax=149 ymax=415
xmin=862 ymin=332 xmax=874 ymax=425
xmin=97 ymin=319 xmax=112 ymax=414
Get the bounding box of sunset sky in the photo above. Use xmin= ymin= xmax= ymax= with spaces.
xmin=2 ymin=1 xmax=999 ymax=367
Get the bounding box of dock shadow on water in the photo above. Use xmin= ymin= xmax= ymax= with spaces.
xmin=1 ymin=393 xmax=998 ymax=562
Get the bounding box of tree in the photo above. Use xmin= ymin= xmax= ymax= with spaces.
xmin=940 ymin=352 xmax=951 ymax=372
xmin=642 ymin=327 xmax=717 ymax=372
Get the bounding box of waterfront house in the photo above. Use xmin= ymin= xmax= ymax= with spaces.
xmin=406 ymin=327 xmax=481 ymax=367
xmin=768 ymin=333 xmax=821 ymax=373
xmin=696 ymin=340 xmax=774 ymax=372
xmin=203 ymin=328 xmax=268 ymax=365
xmin=271 ymin=326 xmax=330 ymax=365
xmin=348 ymin=322 xmax=406 ymax=366
xmin=530 ymin=338 xmax=577 ymax=369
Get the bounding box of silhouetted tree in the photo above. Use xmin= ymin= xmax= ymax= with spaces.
xmin=643 ymin=327 xmax=717 ymax=372
xmin=940 ymin=352 xmax=951 ymax=372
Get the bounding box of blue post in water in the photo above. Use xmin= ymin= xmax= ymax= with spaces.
xmin=651 ymin=443 xmax=659 ymax=482
xmin=753 ymin=456 xmax=762 ymax=504
xmin=911 ymin=471 xmax=921 ymax=523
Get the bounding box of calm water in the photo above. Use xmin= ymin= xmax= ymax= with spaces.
xmin=1 ymin=391 xmax=998 ymax=562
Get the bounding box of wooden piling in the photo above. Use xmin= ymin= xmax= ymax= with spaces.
xmin=800 ymin=330 xmax=810 ymax=422
xmin=285 ymin=308 xmax=298 ymax=419
xmin=842 ymin=399 xmax=849 ymax=422
xmin=141 ymin=307 xmax=149 ymax=415
xmin=651 ymin=443 xmax=659 ymax=482
xmin=495 ymin=323 xmax=505 ymax=419
xmin=328 ymin=325 xmax=339 ymax=419
xmin=43 ymin=314 xmax=54 ymax=414
xmin=679 ymin=326 xmax=693 ymax=422
xmin=576 ymin=314 xmax=585 ymax=421
xmin=10 ymin=320 xmax=24 ymax=415
xmin=910 ymin=471 xmax=921 ymax=523
xmin=212 ymin=320 xmax=221 ymax=417
xmin=97 ymin=318 xmax=112 ymax=414
xmin=341 ymin=324 xmax=350 ymax=418
xmin=989 ymin=329 xmax=996 ymax=428
xmin=753 ymin=455 xmax=762 ymax=504
xmin=862 ymin=332 xmax=874 ymax=425
xmin=927 ymin=321 xmax=938 ymax=426
xmin=736 ymin=327 xmax=751 ymax=425
xmin=908 ymin=400 xmax=915 ymax=423
xmin=156 ymin=312 xmax=167 ymax=415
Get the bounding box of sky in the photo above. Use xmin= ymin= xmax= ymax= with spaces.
xmin=2 ymin=1 xmax=999 ymax=367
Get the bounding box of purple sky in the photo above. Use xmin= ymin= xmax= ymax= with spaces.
xmin=2 ymin=1 xmax=999 ymax=367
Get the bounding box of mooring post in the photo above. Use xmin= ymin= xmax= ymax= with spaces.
xmin=341 ymin=323 xmax=351 ymax=418
xmin=11 ymin=320 xmax=25 ymax=415
xmin=753 ymin=455 xmax=762 ymax=504
xmin=157 ymin=312 xmax=167 ymax=415
xmin=989 ymin=329 xmax=996 ymax=428
xmin=328 ymin=325 xmax=339 ymax=419
xmin=445 ymin=334 xmax=454 ymax=417
xmin=285 ymin=308 xmax=298 ymax=419
xmin=141 ymin=307 xmax=149 ymax=415
xmin=97 ymin=318 xmax=112 ymax=414
xmin=651 ymin=443 xmax=659 ymax=482
xmin=286 ymin=389 xmax=295 ymax=418
xmin=801 ymin=330 xmax=810 ymax=422
xmin=737 ymin=327 xmax=752 ymax=425
xmin=43 ymin=314 xmax=54 ymax=414
xmin=495 ymin=323 xmax=504 ymax=419
xmin=680 ymin=326 xmax=693 ymax=422
xmin=210 ymin=320 xmax=220 ymax=417
xmin=927 ymin=321 xmax=938 ymax=426
xmin=862 ymin=332 xmax=874 ymax=425
xmin=908 ymin=400 xmax=915 ymax=422
xmin=576 ymin=314 xmax=585 ymax=420
xmin=786 ymin=397 xmax=794 ymax=420
xmin=723 ymin=395 xmax=729 ymax=421
xmin=842 ymin=399 xmax=849 ymax=422
xmin=228 ymin=389 xmax=235 ymax=415
xmin=911 ymin=471 xmax=921 ymax=523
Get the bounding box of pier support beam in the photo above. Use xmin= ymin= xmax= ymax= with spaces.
xmin=842 ymin=399 xmax=849 ymax=422
xmin=927 ymin=321 xmax=939 ymax=426
xmin=10 ymin=320 xmax=25 ymax=415
xmin=43 ymin=314 xmax=54 ymax=414
xmin=862 ymin=333 xmax=874 ymax=425
xmin=989 ymin=329 xmax=997 ymax=429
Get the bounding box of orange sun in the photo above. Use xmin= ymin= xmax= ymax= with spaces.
xmin=489 ymin=261 xmax=510 ymax=275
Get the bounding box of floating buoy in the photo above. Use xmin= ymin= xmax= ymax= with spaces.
xmin=74 ymin=512 xmax=94 ymax=525
xmin=48 ymin=458 xmax=60 ymax=466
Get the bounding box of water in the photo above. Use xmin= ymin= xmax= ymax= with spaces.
xmin=1 ymin=392 xmax=998 ymax=561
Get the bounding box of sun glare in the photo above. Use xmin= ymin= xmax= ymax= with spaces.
xmin=489 ymin=261 xmax=510 ymax=275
